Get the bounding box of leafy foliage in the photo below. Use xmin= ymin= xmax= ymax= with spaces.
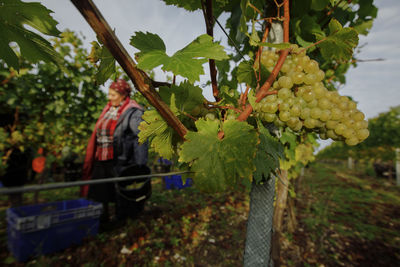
xmin=0 ymin=0 xmax=63 ymax=71
xmin=179 ymin=119 xmax=258 ymax=191
xmin=130 ymin=32 xmax=229 ymax=82
xmin=252 ymin=121 xmax=284 ymax=183
xmin=316 ymin=19 xmax=359 ymax=62
xmin=0 ymin=31 xmax=106 ymax=173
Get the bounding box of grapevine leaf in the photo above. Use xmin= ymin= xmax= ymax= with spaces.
xmin=131 ymin=33 xmax=228 ymax=82
xmin=130 ymin=31 xmax=166 ymax=55
xmin=358 ymin=0 xmax=378 ymax=19
xmin=95 ymin=45 xmax=115 ymax=85
xmin=253 ymin=121 xmax=284 ymax=183
xmin=280 ymin=129 xmax=297 ymax=160
xmin=138 ymin=110 xmax=175 ymax=159
xmin=179 ymin=119 xmax=258 ymax=192
xmin=311 ymin=0 xmax=330 ymax=11
xmin=237 ymin=60 xmax=256 ymax=88
xmin=246 ymin=20 xmax=260 ymax=47
xmin=247 ymin=90 xmax=256 ymax=110
xmin=160 ymin=0 xmax=202 ymax=11
xmin=316 ymin=19 xmax=359 ymax=61
xmin=353 ymin=19 xmax=373 ymax=35
xmin=0 ymin=0 xmax=63 ymax=71
xmin=158 ymin=81 xmax=205 ymax=114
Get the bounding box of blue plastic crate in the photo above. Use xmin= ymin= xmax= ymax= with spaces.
xmin=7 ymin=199 xmax=102 ymax=262
xmin=164 ymin=175 xmax=193 ymax=190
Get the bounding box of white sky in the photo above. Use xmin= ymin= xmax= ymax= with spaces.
xmin=27 ymin=0 xmax=400 ymax=123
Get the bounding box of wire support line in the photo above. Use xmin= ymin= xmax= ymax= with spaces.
xmin=0 ymin=171 xmax=193 ymax=195
xmin=213 ymin=15 xmax=246 ymax=60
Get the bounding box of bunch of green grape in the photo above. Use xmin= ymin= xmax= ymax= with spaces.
xmin=253 ymin=45 xmax=369 ymax=146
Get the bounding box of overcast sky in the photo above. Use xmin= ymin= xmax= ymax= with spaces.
xmin=28 ymin=0 xmax=400 ymax=121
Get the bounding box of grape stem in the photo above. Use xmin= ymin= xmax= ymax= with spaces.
xmin=240 ymin=20 xmax=271 ymax=108
xmin=237 ymin=0 xmax=290 ymax=122
xmin=201 ymin=0 xmax=220 ymax=102
xmin=70 ymin=0 xmax=188 ymax=139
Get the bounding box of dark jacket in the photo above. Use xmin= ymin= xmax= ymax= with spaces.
xmin=81 ymin=99 xmax=148 ymax=197
xmin=113 ymin=107 xmax=149 ymax=176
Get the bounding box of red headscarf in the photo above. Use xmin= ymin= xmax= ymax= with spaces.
xmin=109 ymin=79 xmax=132 ymax=96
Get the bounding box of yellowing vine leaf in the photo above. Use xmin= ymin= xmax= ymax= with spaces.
xmin=138 ymin=110 xmax=176 ymax=159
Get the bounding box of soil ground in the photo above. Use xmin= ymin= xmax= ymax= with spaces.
xmin=0 ymin=162 xmax=399 ymax=266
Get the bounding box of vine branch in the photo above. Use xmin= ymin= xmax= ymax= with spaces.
xmin=201 ymin=0 xmax=220 ymax=101
xmin=237 ymin=0 xmax=290 ymax=121
xmin=70 ymin=0 xmax=188 ymax=139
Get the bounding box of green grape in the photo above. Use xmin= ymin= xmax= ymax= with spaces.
xmin=344 ymin=119 xmax=355 ymax=129
xmin=286 ymin=97 xmax=295 ymax=106
xmin=331 ymin=108 xmax=342 ymax=120
xmin=265 ymin=58 xmax=276 ymax=67
xmin=273 ymin=81 xmax=280 ymax=89
xmin=354 ymin=120 xmax=368 ymax=130
xmin=291 ymin=72 xmax=304 ymax=84
xmin=264 ymin=113 xmax=276 ymax=122
xmin=348 ymin=101 xmax=357 ymax=110
xmin=310 ymin=107 xmax=321 ymax=119
xmin=319 ymin=132 xmax=328 ymax=140
xmin=279 ymin=102 xmax=291 ymax=111
xmin=293 ymin=121 xmax=303 ymax=131
xmin=299 ymin=55 xmax=310 ymax=68
xmin=304 ymin=60 xmax=319 ymax=74
xmin=278 ymin=76 xmax=293 ymax=89
xmin=345 ymin=137 xmax=359 ymax=146
xmin=326 ymin=120 xmax=338 ymax=129
xmin=263 ymin=102 xmax=278 ymax=113
xmin=356 ymin=128 xmax=369 ymax=140
xmin=318 ymin=98 xmax=331 ymax=109
xmin=328 ymin=91 xmax=340 ymax=104
xmin=296 ymin=86 xmax=306 ymax=97
xmin=294 ymin=65 xmax=303 ymax=72
xmin=320 ymin=109 xmax=331 ymax=121
xmin=281 ymin=63 xmax=291 ymax=73
xmin=287 ymin=117 xmax=299 ymax=128
xmin=334 ymin=123 xmax=346 ymax=135
xmin=327 ymin=130 xmax=339 ymax=140
xmin=300 ymin=107 xmax=311 ymax=120
xmin=352 ymin=111 xmax=365 ymax=121
xmin=315 ymin=120 xmax=324 ymax=128
xmin=315 ymin=69 xmax=325 ymax=81
xmin=307 ymin=99 xmax=318 ymax=108
xmin=295 ymin=97 xmax=307 ymax=107
xmin=205 ymin=113 xmax=216 ymax=121
xmin=338 ymin=101 xmax=348 ymax=110
xmin=227 ymin=114 xmax=236 ymax=120
xmin=274 ymin=117 xmax=285 ymax=127
xmin=304 ymin=73 xmax=317 ymax=85
xmin=313 ymin=84 xmax=327 ymax=99
xmin=302 ymin=89 xmax=315 ymax=102
xmin=304 ymin=118 xmax=317 ymax=129
xmin=290 ymin=105 xmax=301 ymax=117
xmin=343 ymin=128 xmax=355 ymax=139
xmin=278 ymin=88 xmax=292 ymax=99
xmin=279 ymin=111 xmax=291 ymax=122
xmin=266 ymin=94 xmax=277 ymax=102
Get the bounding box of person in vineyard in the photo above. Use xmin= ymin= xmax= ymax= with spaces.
xmin=80 ymin=79 xmax=150 ymax=226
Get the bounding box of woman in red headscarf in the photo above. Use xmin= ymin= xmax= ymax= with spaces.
xmin=81 ymin=79 xmax=150 ymax=224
